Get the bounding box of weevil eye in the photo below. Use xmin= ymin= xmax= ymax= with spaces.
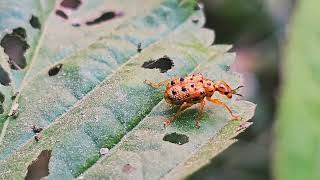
xmin=227 ymin=93 xmax=232 ymax=99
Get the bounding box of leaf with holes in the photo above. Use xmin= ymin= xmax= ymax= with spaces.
xmin=0 ymin=0 xmax=255 ymax=179
xmin=0 ymin=0 xmax=196 ymax=158
xmin=0 ymin=0 xmax=179 ymax=130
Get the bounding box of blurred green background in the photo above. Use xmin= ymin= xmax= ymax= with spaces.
xmin=189 ymin=0 xmax=295 ymax=179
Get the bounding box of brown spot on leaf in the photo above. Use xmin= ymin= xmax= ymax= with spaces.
xmin=30 ymin=15 xmax=41 ymax=29
xmin=137 ymin=43 xmax=142 ymax=53
xmin=122 ymin=164 xmax=136 ymax=174
xmin=86 ymin=11 xmax=123 ymax=26
xmin=55 ymin=10 xmax=68 ymax=19
xmin=163 ymin=132 xmax=189 ymax=145
xmin=32 ymin=125 xmax=43 ymax=133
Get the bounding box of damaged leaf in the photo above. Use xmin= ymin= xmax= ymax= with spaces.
xmin=0 ymin=0 xmax=255 ymax=179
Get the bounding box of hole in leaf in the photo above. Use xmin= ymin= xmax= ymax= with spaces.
xmin=48 ymin=64 xmax=63 ymax=76
xmin=55 ymin=10 xmax=68 ymax=19
xmin=0 ymin=92 xmax=4 ymax=103
xmin=163 ymin=132 xmax=189 ymax=145
xmin=142 ymin=56 xmax=174 ymax=73
xmin=0 ymin=92 xmax=4 ymax=114
xmin=25 ymin=150 xmax=52 ymax=180
xmin=29 ymin=15 xmax=41 ymax=29
xmin=0 ymin=65 xmax=11 ymax=86
xmin=0 ymin=27 xmax=30 ymax=70
xmin=60 ymin=0 xmax=82 ymax=10
xmin=85 ymin=11 xmax=123 ymax=26
xmin=0 ymin=105 xmax=3 ymax=114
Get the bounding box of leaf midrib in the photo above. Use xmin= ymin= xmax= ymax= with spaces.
xmin=0 ymin=3 xmax=195 ymax=159
xmin=0 ymin=1 xmax=55 ymax=144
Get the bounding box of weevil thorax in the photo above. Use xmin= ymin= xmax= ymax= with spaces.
xmin=203 ymin=79 xmax=215 ymax=96
xmin=213 ymin=80 xmax=233 ymax=99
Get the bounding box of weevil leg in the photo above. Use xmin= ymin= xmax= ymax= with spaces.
xmin=144 ymin=79 xmax=173 ymax=88
xmin=164 ymin=102 xmax=192 ymax=127
xmin=195 ymin=99 xmax=205 ymax=128
xmin=206 ymin=97 xmax=241 ymax=120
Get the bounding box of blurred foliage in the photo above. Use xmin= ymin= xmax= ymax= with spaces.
xmin=275 ymin=1 xmax=320 ymax=180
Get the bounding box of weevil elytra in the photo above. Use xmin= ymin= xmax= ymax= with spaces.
xmin=144 ymin=73 xmax=243 ymax=128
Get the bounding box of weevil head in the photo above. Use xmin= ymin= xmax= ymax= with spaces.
xmin=214 ymin=81 xmax=243 ymax=99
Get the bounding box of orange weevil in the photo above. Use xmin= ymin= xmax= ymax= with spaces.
xmin=144 ymin=73 xmax=243 ymax=128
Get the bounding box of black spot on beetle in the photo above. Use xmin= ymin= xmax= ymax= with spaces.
xmin=48 ymin=64 xmax=63 ymax=76
xmin=171 ymin=90 xmax=177 ymax=95
xmin=209 ymin=90 xmax=214 ymax=93
xmin=86 ymin=11 xmax=123 ymax=26
xmin=142 ymin=56 xmax=174 ymax=73
xmin=29 ymin=15 xmax=41 ymax=29
xmin=55 ymin=10 xmax=68 ymax=19
xmin=200 ymin=80 xmax=203 ymax=83
xmin=200 ymin=91 xmax=205 ymax=95
xmin=207 ymin=83 xmax=211 ymax=86
xmin=191 ymin=84 xmax=194 ymax=88
xmin=25 ymin=150 xmax=51 ymax=180
xmin=186 ymin=93 xmax=190 ymax=97
xmin=163 ymin=132 xmax=189 ymax=145
xmin=1 ymin=27 xmax=29 ymax=70
xmin=180 ymin=77 xmax=184 ymax=82
xmin=171 ymin=81 xmax=175 ymax=86
xmin=181 ymin=87 xmax=187 ymax=92
xmin=0 ymin=65 xmax=11 ymax=86
xmin=60 ymin=0 xmax=82 ymax=10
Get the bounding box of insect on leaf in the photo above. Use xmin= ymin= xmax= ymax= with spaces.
xmin=0 ymin=0 xmax=255 ymax=179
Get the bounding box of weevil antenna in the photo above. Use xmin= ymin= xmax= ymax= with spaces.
xmin=232 ymin=85 xmax=244 ymax=97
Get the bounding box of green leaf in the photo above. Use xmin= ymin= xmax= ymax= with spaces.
xmin=0 ymin=0 xmax=180 ymax=129
xmin=0 ymin=0 xmax=256 ymax=179
xmin=274 ymin=1 xmax=320 ymax=180
xmin=81 ymin=53 xmax=256 ymax=179
xmin=0 ymin=0 xmax=195 ymax=159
